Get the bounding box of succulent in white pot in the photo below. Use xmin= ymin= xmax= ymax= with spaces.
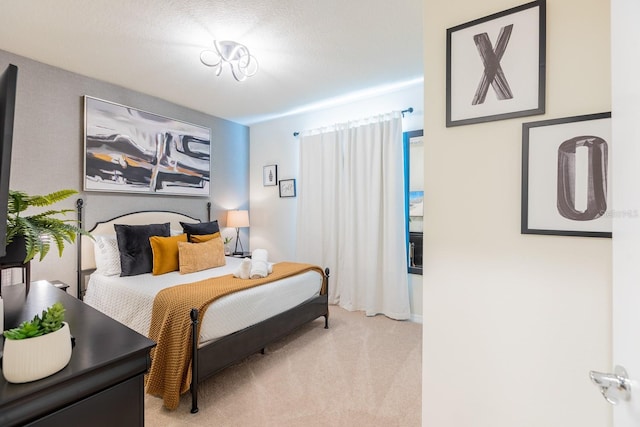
xmin=2 ymin=302 xmax=72 ymax=383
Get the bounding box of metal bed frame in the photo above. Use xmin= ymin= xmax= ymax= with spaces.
xmin=75 ymin=199 xmax=329 ymax=413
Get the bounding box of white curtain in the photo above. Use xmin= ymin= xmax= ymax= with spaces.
xmin=296 ymin=111 xmax=410 ymax=320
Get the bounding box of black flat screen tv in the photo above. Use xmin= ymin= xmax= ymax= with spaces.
xmin=0 ymin=64 xmax=17 ymax=258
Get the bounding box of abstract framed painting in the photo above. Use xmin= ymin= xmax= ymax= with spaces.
xmin=446 ymin=0 xmax=546 ymax=127
xmin=84 ymin=96 xmax=211 ymax=196
xmin=521 ymin=112 xmax=612 ymax=238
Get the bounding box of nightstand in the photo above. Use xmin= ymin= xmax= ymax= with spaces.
xmin=49 ymin=280 xmax=70 ymax=293
xmin=232 ymin=252 xmax=252 ymax=258
xmin=0 ymin=261 xmax=30 ymax=295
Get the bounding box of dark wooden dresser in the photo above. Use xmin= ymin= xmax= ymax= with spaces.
xmin=0 ymin=280 xmax=155 ymax=426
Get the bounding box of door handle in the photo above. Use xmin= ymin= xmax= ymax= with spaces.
xmin=589 ymin=365 xmax=631 ymax=405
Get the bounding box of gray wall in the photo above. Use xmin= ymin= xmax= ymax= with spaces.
xmin=0 ymin=49 xmax=249 ymax=296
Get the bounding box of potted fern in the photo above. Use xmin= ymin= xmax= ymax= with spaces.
xmin=2 ymin=302 xmax=72 ymax=383
xmin=2 ymin=189 xmax=85 ymax=264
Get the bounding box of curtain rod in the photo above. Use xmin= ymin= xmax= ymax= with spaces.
xmin=292 ymin=107 xmax=414 ymax=137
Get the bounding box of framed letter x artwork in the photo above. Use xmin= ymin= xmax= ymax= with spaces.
xmin=446 ymin=0 xmax=546 ymax=127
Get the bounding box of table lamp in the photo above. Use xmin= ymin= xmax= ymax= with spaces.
xmin=227 ymin=210 xmax=250 ymax=255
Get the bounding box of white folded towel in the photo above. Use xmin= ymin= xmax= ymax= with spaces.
xmin=233 ymin=258 xmax=252 ymax=279
xmin=250 ymin=248 xmax=269 ymax=279
xmin=250 ymin=260 xmax=268 ymax=279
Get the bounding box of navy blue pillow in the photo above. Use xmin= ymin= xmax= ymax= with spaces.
xmin=114 ymin=223 xmax=170 ymax=276
xmin=180 ymin=220 xmax=220 ymax=239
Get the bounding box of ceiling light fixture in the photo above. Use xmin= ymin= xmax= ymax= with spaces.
xmin=200 ymin=40 xmax=258 ymax=82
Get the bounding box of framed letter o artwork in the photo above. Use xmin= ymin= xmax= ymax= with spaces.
xmin=521 ymin=112 xmax=612 ymax=238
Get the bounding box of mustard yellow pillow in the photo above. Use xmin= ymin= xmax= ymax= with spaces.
xmin=178 ymin=236 xmax=226 ymax=274
xmin=190 ymin=231 xmax=221 ymax=243
xmin=150 ymin=234 xmax=188 ymax=275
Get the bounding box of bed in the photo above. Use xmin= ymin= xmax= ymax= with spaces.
xmin=75 ymin=200 xmax=329 ymax=413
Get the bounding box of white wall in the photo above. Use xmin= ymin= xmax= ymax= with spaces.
xmin=249 ymin=83 xmax=424 ymax=317
xmin=423 ymin=1 xmax=611 ymax=426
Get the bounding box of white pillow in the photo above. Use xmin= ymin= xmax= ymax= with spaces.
xmin=93 ymin=235 xmax=121 ymax=276
xmin=170 ymin=229 xmax=184 ymax=237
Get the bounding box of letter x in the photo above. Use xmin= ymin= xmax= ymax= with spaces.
xmin=471 ymin=24 xmax=514 ymax=105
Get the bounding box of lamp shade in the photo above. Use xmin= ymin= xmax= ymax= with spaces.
xmin=227 ymin=210 xmax=250 ymax=228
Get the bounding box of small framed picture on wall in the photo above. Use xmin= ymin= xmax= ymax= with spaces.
xmin=263 ymin=165 xmax=277 ymax=186
xmin=279 ymin=179 xmax=296 ymax=198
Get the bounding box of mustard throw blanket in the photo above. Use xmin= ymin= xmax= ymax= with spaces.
xmin=146 ymin=262 xmax=326 ymax=409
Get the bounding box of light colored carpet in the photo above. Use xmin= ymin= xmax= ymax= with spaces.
xmin=144 ymin=306 xmax=422 ymax=426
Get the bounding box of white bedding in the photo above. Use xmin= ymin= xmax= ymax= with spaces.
xmin=84 ymin=256 xmax=323 ymax=346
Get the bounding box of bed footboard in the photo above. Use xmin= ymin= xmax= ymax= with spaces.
xmin=189 ymin=267 xmax=329 ymax=413
xmin=190 ymin=308 xmax=200 ymax=414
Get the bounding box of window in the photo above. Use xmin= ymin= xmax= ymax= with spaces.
xmin=404 ymin=129 xmax=423 ymax=274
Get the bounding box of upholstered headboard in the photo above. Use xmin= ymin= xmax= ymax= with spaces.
xmin=76 ymin=199 xmax=208 ymax=298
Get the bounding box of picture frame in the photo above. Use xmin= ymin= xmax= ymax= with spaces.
xmin=279 ymin=179 xmax=296 ymax=198
xmin=521 ymin=112 xmax=612 ymax=238
xmin=446 ymin=0 xmax=546 ymax=127
xmin=84 ymin=96 xmax=211 ymax=196
xmin=263 ymin=165 xmax=277 ymax=186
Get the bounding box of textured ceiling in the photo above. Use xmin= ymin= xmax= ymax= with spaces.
xmin=0 ymin=0 xmax=423 ymax=125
